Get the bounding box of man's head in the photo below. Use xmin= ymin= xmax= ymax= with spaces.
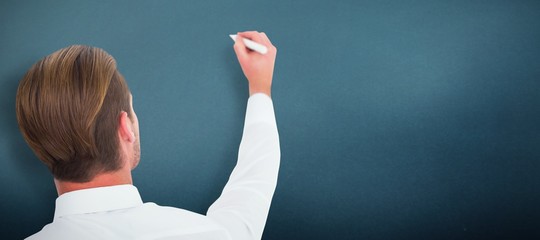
xmin=16 ymin=45 xmax=140 ymax=183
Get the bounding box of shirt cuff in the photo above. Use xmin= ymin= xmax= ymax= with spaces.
xmin=244 ymin=93 xmax=277 ymax=128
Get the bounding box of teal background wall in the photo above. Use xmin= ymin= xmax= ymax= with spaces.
xmin=1 ymin=1 xmax=539 ymax=239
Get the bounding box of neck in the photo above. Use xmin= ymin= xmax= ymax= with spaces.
xmin=54 ymin=169 xmax=133 ymax=196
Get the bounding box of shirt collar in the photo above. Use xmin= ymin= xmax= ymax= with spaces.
xmin=54 ymin=184 xmax=143 ymax=219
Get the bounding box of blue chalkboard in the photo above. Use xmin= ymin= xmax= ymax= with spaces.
xmin=1 ymin=0 xmax=539 ymax=239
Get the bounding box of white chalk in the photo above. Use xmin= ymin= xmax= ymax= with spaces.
xmin=229 ymin=34 xmax=268 ymax=54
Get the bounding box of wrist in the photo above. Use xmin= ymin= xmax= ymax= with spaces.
xmin=249 ymin=86 xmax=271 ymax=98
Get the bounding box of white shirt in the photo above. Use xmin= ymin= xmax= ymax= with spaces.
xmin=27 ymin=93 xmax=280 ymax=240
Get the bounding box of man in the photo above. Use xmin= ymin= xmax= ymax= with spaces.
xmin=16 ymin=31 xmax=279 ymax=240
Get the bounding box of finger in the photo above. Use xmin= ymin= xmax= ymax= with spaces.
xmin=238 ymin=31 xmax=265 ymax=47
xmin=260 ymin=32 xmax=272 ymax=45
xmin=260 ymin=32 xmax=277 ymax=54
xmin=238 ymin=31 xmax=260 ymax=38
xmin=233 ymin=34 xmax=249 ymax=60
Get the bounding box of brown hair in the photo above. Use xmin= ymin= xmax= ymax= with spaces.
xmin=15 ymin=45 xmax=131 ymax=182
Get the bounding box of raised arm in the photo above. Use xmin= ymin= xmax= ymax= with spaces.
xmin=207 ymin=31 xmax=280 ymax=240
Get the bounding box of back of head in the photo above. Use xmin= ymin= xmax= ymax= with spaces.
xmin=16 ymin=45 xmax=131 ymax=183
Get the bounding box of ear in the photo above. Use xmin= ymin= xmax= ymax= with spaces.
xmin=118 ymin=111 xmax=135 ymax=143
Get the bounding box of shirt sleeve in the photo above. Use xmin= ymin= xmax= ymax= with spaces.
xmin=206 ymin=93 xmax=280 ymax=240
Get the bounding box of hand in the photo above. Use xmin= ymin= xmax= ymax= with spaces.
xmin=233 ymin=31 xmax=277 ymax=97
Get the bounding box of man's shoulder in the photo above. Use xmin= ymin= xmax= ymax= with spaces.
xmin=26 ymin=203 xmax=226 ymax=239
xmin=25 ymin=220 xmax=87 ymax=240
